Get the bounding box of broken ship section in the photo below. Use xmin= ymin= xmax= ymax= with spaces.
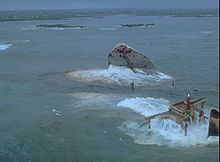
xmin=66 ymin=43 xmax=171 ymax=85
xmin=108 ymin=43 xmax=156 ymax=75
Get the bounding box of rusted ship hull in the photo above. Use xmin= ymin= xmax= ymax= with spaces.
xmin=144 ymin=95 xmax=219 ymax=137
xmin=108 ymin=43 xmax=156 ymax=74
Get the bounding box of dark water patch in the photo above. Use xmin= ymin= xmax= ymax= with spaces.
xmin=36 ymin=24 xmax=86 ymax=29
xmin=120 ymin=23 xmax=154 ymax=28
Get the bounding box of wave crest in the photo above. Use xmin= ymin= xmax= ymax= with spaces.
xmin=0 ymin=44 xmax=12 ymax=51
xmin=117 ymin=97 xmax=219 ymax=147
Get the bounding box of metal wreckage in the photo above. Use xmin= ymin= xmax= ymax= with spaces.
xmin=108 ymin=43 xmax=219 ymax=137
xmin=144 ymin=94 xmax=219 ymax=137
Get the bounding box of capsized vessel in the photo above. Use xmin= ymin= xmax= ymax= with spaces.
xmin=108 ymin=43 xmax=156 ymax=74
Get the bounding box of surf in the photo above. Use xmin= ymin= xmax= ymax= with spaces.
xmin=66 ymin=65 xmax=172 ymax=86
xmin=0 ymin=44 xmax=12 ymax=51
xmin=117 ymin=97 xmax=219 ymax=147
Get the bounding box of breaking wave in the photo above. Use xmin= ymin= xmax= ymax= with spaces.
xmin=0 ymin=44 xmax=12 ymax=51
xmin=66 ymin=65 xmax=172 ymax=86
xmin=117 ymin=97 xmax=169 ymax=116
xmin=117 ymin=97 xmax=219 ymax=147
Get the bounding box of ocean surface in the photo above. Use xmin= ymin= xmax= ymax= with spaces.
xmin=0 ymin=9 xmax=219 ymax=162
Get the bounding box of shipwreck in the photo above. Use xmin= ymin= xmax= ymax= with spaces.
xmin=108 ymin=43 xmax=156 ymax=74
xmin=144 ymin=94 xmax=219 ymax=137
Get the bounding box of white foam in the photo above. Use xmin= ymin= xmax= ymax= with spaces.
xmin=52 ymin=109 xmax=62 ymax=116
xmin=66 ymin=65 xmax=172 ymax=86
xmin=117 ymin=97 xmax=169 ymax=116
xmin=0 ymin=44 xmax=12 ymax=51
xmin=22 ymin=26 xmax=36 ymax=31
xmin=118 ymin=97 xmax=219 ymax=147
xmin=40 ymin=27 xmax=85 ymax=30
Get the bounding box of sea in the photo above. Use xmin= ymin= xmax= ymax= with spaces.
xmin=0 ymin=9 xmax=219 ymax=162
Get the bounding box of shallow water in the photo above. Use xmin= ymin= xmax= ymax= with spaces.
xmin=0 ymin=9 xmax=219 ymax=162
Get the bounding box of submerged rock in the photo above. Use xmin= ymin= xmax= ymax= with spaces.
xmin=108 ymin=43 xmax=156 ymax=74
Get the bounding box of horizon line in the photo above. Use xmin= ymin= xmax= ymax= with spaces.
xmin=0 ymin=7 xmax=219 ymax=12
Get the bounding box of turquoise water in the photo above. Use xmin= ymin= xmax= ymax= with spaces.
xmin=0 ymin=9 xmax=219 ymax=162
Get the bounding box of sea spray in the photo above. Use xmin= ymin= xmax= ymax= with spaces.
xmin=118 ymin=97 xmax=219 ymax=147
xmin=117 ymin=97 xmax=169 ymax=116
xmin=0 ymin=44 xmax=12 ymax=51
xmin=66 ymin=65 xmax=172 ymax=85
